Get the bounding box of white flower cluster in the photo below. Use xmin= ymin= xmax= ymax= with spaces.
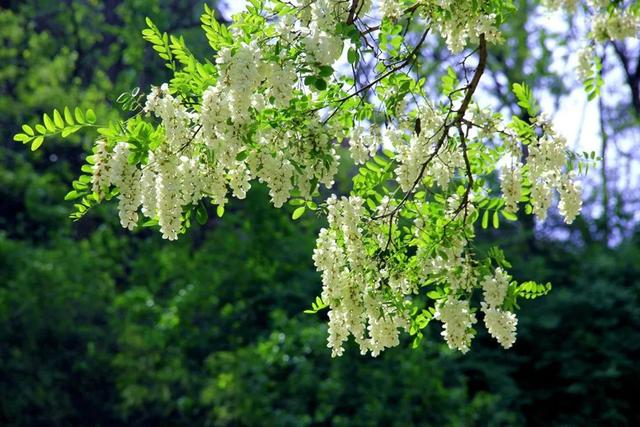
xmin=108 ymin=142 xmax=141 ymax=231
xmin=295 ymin=0 xmax=350 ymax=66
xmin=545 ymin=1 xmax=639 ymax=85
xmin=575 ymin=45 xmax=594 ymax=82
xmin=392 ymin=104 xmax=459 ymax=192
xmin=542 ymin=0 xmax=578 ymax=11
xmin=500 ymin=163 xmax=523 ymax=214
xmin=481 ymin=304 xmax=518 ymax=349
xmin=526 ymin=114 xmax=581 ymax=223
xmin=380 ymin=0 xmax=403 ymax=20
xmin=313 ymin=195 xmax=411 ymax=357
xmin=418 ymin=236 xmax=475 ymax=292
xmin=421 ymin=0 xmax=503 ymax=52
xmin=91 ymin=139 xmax=111 ymax=198
xmin=144 ymin=83 xmax=196 ymax=149
xmin=143 ymin=87 xmax=208 ymax=239
xmin=558 ymin=172 xmax=582 ymax=224
xmin=434 ymin=297 xmax=477 ymax=353
xmin=481 ymin=267 xmax=510 ymax=307
xmin=480 ymin=268 xmax=517 ymax=349
xmin=591 ymin=8 xmax=640 ymax=42
xmin=349 ymin=125 xmax=380 ymax=165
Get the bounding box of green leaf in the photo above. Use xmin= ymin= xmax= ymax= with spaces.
xmin=13 ymin=133 xmax=31 ymax=143
xmin=347 ymin=47 xmax=358 ymax=64
xmin=292 ymin=206 xmax=306 ymax=220
xmin=195 ymin=202 xmax=208 ymax=225
xmin=61 ymin=126 xmax=80 ymax=138
xmin=501 ymin=210 xmax=518 ymax=221
xmin=64 ymin=107 xmax=75 ymax=125
xmin=516 ymin=281 xmax=552 ymax=299
xmin=74 ymin=107 xmax=85 ymax=124
xmin=427 ymin=290 xmax=443 ymax=300
xmin=216 ymin=205 xmax=225 ymax=217
xmin=31 ymin=136 xmax=44 ymax=151
xmin=64 ymin=190 xmax=83 ymax=201
xmin=313 ymin=78 xmax=327 ymax=91
xmin=492 ymin=210 xmax=499 ymax=228
xmin=512 ymin=82 xmax=539 ymax=116
xmin=43 ymin=113 xmax=56 ymax=132
xmin=235 ymin=150 xmax=249 ymax=161
xmin=85 ymin=109 xmax=97 ymax=124
xmin=22 ymin=124 xmax=34 ymax=136
xmin=318 ymin=65 xmax=333 ymax=77
xmin=303 ymin=296 xmax=327 ymax=314
xmin=481 ymin=210 xmax=489 ymax=229
xmin=53 ymin=109 xmax=64 ymax=128
xmin=142 ymin=219 xmax=159 ymax=227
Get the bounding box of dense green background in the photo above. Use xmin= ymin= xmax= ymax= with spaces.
xmin=1 ymin=1 xmax=639 ymax=426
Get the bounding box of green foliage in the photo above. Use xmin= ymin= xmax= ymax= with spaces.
xmin=515 ymin=280 xmax=552 ymax=299
xmin=142 ymin=17 xmax=175 ymax=70
xmin=12 ymin=107 xmax=97 ymax=150
xmin=201 ymin=3 xmax=234 ymax=51
xmin=584 ymin=55 xmax=603 ymax=101
xmin=291 ymin=205 xmax=306 ymax=220
xmin=512 ymin=82 xmax=539 ymax=117
xmin=303 ymin=295 xmax=327 ymax=314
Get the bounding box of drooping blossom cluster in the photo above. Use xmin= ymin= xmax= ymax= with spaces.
xmin=479 ymin=268 xmax=518 ymax=349
xmin=557 ymin=172 xmax=583 ymax=224
xmin=590 ymin=7 xmax=640 ymax=42
xmin=349 ymin=125 xmax=380 ymax=165
xmin=91 ymin=139 xmax=111 ymax=199
xmin=295 ymin=0 xmax=355 ymax=66
xmin=312 ymin=195 xmax=412 ymax=357
xmin=392 ymin=103 xmax=457 ymax=192
xmin=544 ymin=1 xmax=639 ymax=86
xmin=434 ymin=297 xmax=477 ymax=353
xmin=108 ymin=142 xmax=141 ymax=231
xmin=493 ymin=113 xmax=582 ymax=223
xmin=575 ymin=45 xmax=595 ymax=82
xmin=418 ymin=0 xmax=503 ymax=52
xmin=501 ymin=163 xmax=523 ymax=214
xmin=71 ymin=0 xmax=591 ymax=360
xmin=528 ymin=114 xmax=582 ymax=222
xmin=88 ymin=6 xmax=349 ymax=237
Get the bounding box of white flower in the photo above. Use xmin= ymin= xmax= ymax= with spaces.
xmin=576 ymin=45 xmax=594 ymax=82
xmin=482 ymin=303 xmax=518 ymax=349
xmin=91 ymin=139 xmax=111 ymax=198
xmin=381 ymin=0 xmax=403 ymax=20
xmin=558 ymin=173 xmax=582 ymax=224
xmin=481 ymin=267 xmax=510 ymax=308
xmin=140 ymin=164 xmax=157 ymax=219
xmin=313 ymin=195 xmax=411 ymax=357
xmin=434 ymin=297 xmax=477 ymax=353
xmin=501 ymin=163 xmax=522 ymax=214
xmin=109 ymin=142 xmax=142 ymax=230
xmin=303 ymin=24 xmax=344 ymax=65
xmin=155 ymin=154 xmax=183 ymax=240
xmin=348 ymin=126 xmax=378 ymax=165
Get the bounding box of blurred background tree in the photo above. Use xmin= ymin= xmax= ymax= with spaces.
xmin=1 ymin=1 xmax=639 ymax=426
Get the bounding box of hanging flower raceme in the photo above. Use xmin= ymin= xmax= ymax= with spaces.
xmin=16 ymin=0 xmax=612 ymax=358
